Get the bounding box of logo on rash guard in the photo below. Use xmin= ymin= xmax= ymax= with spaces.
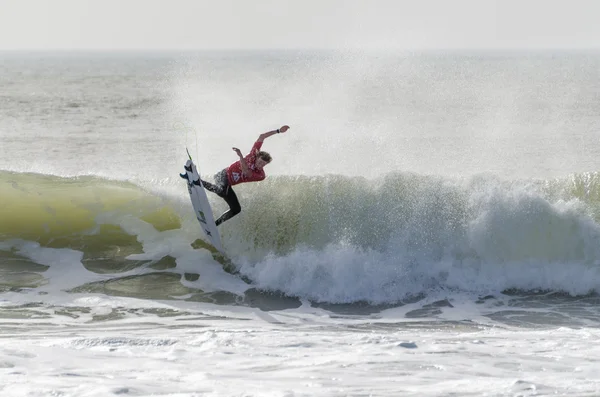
xmin=232 ymin=172 xmax=241 ymax=182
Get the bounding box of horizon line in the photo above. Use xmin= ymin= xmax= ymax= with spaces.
xmin=1 ymin=47 xmax=600 ymax=53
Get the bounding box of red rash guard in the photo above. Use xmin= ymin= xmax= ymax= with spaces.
xmin=226 ymin=141 xmax=266 ymax=186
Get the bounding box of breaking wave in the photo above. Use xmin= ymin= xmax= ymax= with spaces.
xmin=3 ymin=169 xmax=600 ymax=304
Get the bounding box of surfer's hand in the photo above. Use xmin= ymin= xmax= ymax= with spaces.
xmin=233 ymin=147 xmax=243 ymax=157
xmin=279 ymin=125 xmax=290 ymax=133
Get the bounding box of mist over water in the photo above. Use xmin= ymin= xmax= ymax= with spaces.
xmin=172 ymin=51 xmax=600 ymax=179
xmin=3 ymin=51 xmax=600 ymax=180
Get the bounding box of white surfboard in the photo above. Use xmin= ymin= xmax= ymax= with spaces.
xmin=180 ymin=154 xmax=224 ymax=254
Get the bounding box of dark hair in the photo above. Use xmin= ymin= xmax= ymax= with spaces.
xmin=258 ymin=151 xmax=272 ymax=163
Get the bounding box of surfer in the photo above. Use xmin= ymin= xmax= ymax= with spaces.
xmin=201 ymin=125 xmax=290 ymax=226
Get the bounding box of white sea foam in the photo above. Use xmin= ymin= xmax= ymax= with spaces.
xmin=1 ymin=302 xmax=600 ymax=396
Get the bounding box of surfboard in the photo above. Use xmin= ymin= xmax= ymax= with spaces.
xmin=180 ymin=152 xmax=224 ymax=254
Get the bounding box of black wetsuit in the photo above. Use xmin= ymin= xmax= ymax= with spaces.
xmin=201 ymin=169 xmax=241 ymax=226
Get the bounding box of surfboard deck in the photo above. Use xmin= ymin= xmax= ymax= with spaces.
xmin=180 ymin=157 xmax=224 ymax=254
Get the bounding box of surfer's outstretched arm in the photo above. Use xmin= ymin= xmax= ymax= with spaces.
xmin=258 ymin=125 xmax=290 ymax=142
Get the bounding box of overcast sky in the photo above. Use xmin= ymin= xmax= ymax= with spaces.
xmin=0 ymin=0 xmax=599 ymax=50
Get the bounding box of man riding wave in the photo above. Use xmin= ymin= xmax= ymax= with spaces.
xmin=201 ymin=125 xmax=290 ymax=226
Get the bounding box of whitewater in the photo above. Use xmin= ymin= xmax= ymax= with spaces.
xmin=2 ymin=51 xmax=600 ymax=396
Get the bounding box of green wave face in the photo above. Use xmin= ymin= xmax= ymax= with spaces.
xmin=0 ymin=171 xmax=181 ymax=272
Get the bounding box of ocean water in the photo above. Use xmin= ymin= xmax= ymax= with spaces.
xmin=2 ymin=50 xmax=600 ymax=396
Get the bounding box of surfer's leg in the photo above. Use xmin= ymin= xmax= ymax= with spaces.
xmin=201 ymin=170 xmax=229 ymax=197
xmin=200 ymin=179 xmax=224 ymax=196
xmin=215 ymin=187 xmax=241 ymax=226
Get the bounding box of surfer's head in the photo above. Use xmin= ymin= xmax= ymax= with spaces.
xmin=256 ymin=151 xmax=272 ymax=169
